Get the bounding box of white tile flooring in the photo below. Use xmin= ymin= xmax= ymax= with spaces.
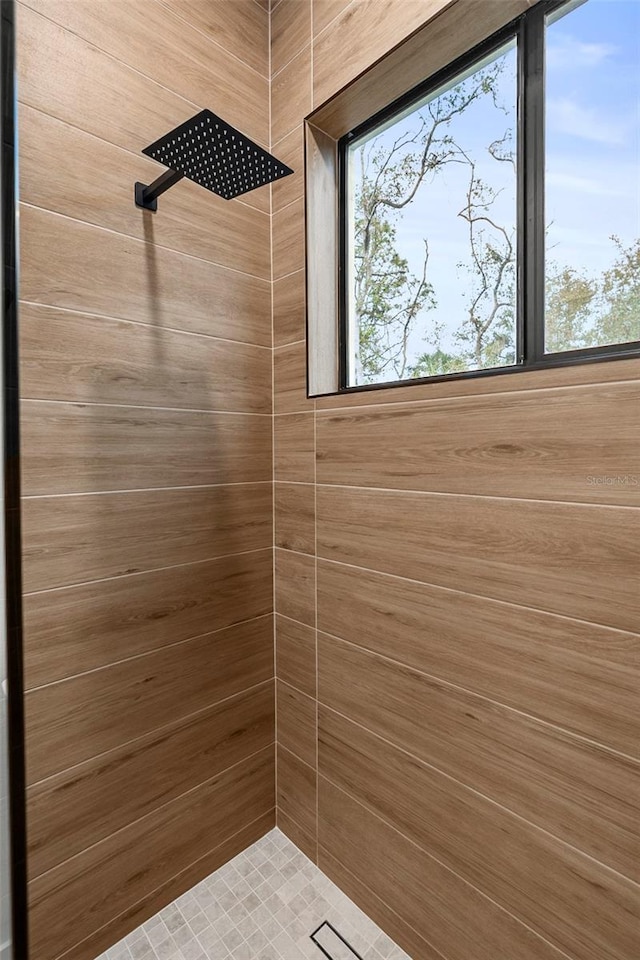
xmin=98 ymin=828 xmax=411 ymax=960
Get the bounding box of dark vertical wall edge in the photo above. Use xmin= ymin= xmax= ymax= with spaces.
xmin=2 ymin=0 xmax=29 ymax=956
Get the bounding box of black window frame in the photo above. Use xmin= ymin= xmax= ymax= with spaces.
xmin=336 ymin=0 xmax=640 ymax=394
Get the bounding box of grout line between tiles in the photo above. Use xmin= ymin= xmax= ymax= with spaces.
xmin=23 ymin=480 xmax=272 ymax=500
xmin=275 ymin=737 xmax=315 ymax=779
xmin=278 ymin=805 xmax=316 ymax=849
xmin=314 ymin=372 xmax=640 ymax=410
xmin=19 ymin=299 xmax=272 ymax=349
xmin=315 ymin=480 xmax=640 ymax=511
xmin=19 ymin=3 xmax=271 ymax=150
xmin=318 ymin=704 xmax=640 ymax=888
xmin=272 ymin=120 xmax=303 ymax=151
xmin=27 ymin=677 xmax=274 ymax=788
xmin=314 ymin=555 xmax=640 ymax=641
xmin=21 ymin=397 xmax=271 ymax=416
xmin=25 ymin=615 xmax=275 ymax=696
xmin=271 ymin=39 xmax=313 ymax=85
xmin=278 ymin=742 xmax=317 ymax=778
xmin=317 ymin=627 xmax=640 ymax=765
xmin=49 ymin=808 xmax=276 ymax=960
xmin=318 ymin=777 xmax=601 ymax=960
xmin=284 ymin=592 xmax=638 ymax=762
xmin=272 ymin=265 xmax=305 ymax=283
xmin=272 ymin=194 xmax=303 ymax=217
xmin=153 ymin=0 xmax=271 ymax=82
xmin=277 ymin=676 xmax=316 ymax=705
xmin=30 ymin=744 xmax=276 ymax=884
xmin=318 ymin=841 xmax=469 ymax=960
xmin=312 ymin=0 xmax=359 ymax=45
xmin=20 ymin=201 xmax=272 ymax=283
xmin=314 ymin=376 xmax=640 ymax=412
xmin=24 ymin=546 xmax=273 ymax=598
xmin=271 ymin=35 xmax=311 ymax=83
xmin=21 ymin=98 xmax=268 ymax=218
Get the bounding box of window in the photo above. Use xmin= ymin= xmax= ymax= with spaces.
xmin=339 ymin=0 xmax=640 ymax=390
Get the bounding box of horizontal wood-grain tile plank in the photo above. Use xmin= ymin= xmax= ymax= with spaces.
xmin=316 ymin=485 xmax=640 ymax=632
xmin=275 ymin=549 xmax=316 ymax=626
xmin=319 ymin=778 xmax=568 ymax=960
xmin=317 ymin=383 xmax=640 ymax=506
xmin=276 ymin=744 xmax=316 ymax=840
xmin=312 ymin=0 xmax=354 ymax=37
xmin=26 ymin=616 xmax=274 ymax=784
xmin=318 ymin=849 xmax=440 ymax=960
xmin=19 ymin=0 xmax=268 ymax=146
xmin=274 ymin=412 xmax=315 ymax=482
xmin=310 ymin=0 xmax=530 ymax=141
xmin=19 ymin=106 xmax=270 ymax=278
xmin=21 ymin=400 xmax=271 ymax=496
xmin=276 ymin=680 xmax=316 ymax=767
xmin=318 ymin=634 xmax=640 ymax=880
xmin=320 ymin=708 xmax=640 ymax=960
xmin=168 ymin=0 xmax=270 ymax=78
xmin=275 ymin=482 xmax=315 ymax=554
xmin=275 ymin=615 xmax=316 ymax=697
xmin=24 ymin=554 xmax=273 ymax=688
xmin=23 ymin=483 xmax=272 ymax=593
xmin=277 ymin=808 xmax=317 ymax=864
xmin=272 ymin=127 xmax=305 ymax=214
xmin=312 ymin=0 xmax=452 ymax=106
xmin=316 ymin=359 xmax=640 ymax=408
xmin=273 ymin=268 xmax=306 ymax=347
xmin=55 ymin=812 xmax=274 ymax=960
xmin=20 ymin=206 xmax=271 ymax=346
xmin=274 ymin=340 xmax=310 ymax=413
xmin=28 ymin=747 xmax=275 ymax=960
xmin=317 ymin=560 xmax=640 ymax=758
xmin=271 ymin=0 xmax=311 ymax=76
xmin=21 ymin=303 xmax=271 ymax=414
xmin=273 ymin=199 xmax=305 ymax=280
xmin=28 ymin=683 xmax=274 ymax=878
xmin=271 ymin=46 xmax=312 ymax=144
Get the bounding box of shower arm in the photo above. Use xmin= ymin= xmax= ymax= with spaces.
xmin=136 ymin=109 xmax=294 ymax=210
xmin=135 ymin=168 xmax=184 ymax=212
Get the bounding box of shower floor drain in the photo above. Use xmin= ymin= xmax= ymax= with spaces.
xmin=310 ymin=921 xmax=365 ymax=960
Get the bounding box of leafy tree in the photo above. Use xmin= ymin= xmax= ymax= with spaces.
xmin=352 ymin=60 xmax=511 ymax=383
xmin=545 ymin=266 xmax=598 ymax=352
xmin=408 ymin=348 xmax=468 ymax=378
xmin=351 ymin=58 xmax=638 ymax=384
xmin=597 ymin=237 xmax=640 ymax=346
xmin=455 ymin=132 xmax=516 ymax=369
xmin=545 ymin=237 xmax=640 ymax=352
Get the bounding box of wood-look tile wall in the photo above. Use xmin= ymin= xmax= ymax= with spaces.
xmin=272 ymin=4 xmax=640 ymax=960
xmin=16 ymin=2 xmax=274 ymax=958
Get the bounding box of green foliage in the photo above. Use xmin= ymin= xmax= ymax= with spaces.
xmin=352 ymin=59 xmax=516 ymax=384
xmin=545 ymin=266 xmax=598 ymax=352
xmin=597 ymin=237 xmax=640 ymax=346
xmin=354 ymin=208 xmax=434 ymax=380
xmin=407 ymin=349 xmax=469 ymax=378
xmin=546 ymin=237 xmax=640 ymax=352
xmin=351 ymin=56 xmax=638 ymax=385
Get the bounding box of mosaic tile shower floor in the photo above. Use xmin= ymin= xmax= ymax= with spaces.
xmin=98 ymin=828 xmax=411 ymax=960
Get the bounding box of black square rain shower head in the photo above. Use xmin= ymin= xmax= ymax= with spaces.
xmin=134 ymin=109 xmax=294 ymax=211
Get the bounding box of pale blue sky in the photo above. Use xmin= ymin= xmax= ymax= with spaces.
xmin=546 ymin=0 xmax=640 ymax=273
xmin=348 ymin=0 xmax=640 ymax=377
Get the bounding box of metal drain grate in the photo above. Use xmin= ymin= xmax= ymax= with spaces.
xmin=310 ymin=921 xmax=365 ymax=960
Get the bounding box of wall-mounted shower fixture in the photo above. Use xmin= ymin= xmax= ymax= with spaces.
xmin=135 ymin=109 xmax=294 ymax=211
